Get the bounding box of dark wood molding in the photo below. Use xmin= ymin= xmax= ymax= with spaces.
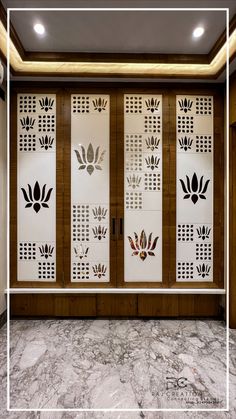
xmin=0 ymin=0 xmax=236 ymax=78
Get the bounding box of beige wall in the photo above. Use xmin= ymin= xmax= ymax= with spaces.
xmin=0 ymin=93 xmax=7 ymax=315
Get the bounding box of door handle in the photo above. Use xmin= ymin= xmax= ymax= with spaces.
xmin=111 ymin=217 xmax=116 ymax=240
xmin=119 ymin=218 xmax=123 ymax=238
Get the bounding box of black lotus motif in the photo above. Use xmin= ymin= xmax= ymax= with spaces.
xmin=21 ymin=181 xmax=53 ymax=213
xmin=128 ymin=230 xmax=158 ymax=261
xmin=197 ymin=226 xmax=211 ymax=240
xmin=93 ymin=263 xmax=107 ymax=278
xmin=93 ymin=98 xmax=107 ymax=112
xmin=92 ymin=226 xmax=107 ymax=240
xmin=74 ymin=244 xmax=89 ymax=259
xmin=179 ymin=173 xmax=210 ymax=204
xmin=178 ymin=137 xmax=193 ymax=151
xmin=74 ymin=143 xmax=106 ymax=175
xmin=197 ymin=263 xmax=211 ymax=278
xmin=92 ymin=206 xmax=107 ymax=221
xmin=39 ymin=135 xmax=54 ymax=150
xmin=39 ymin=244 xmax=54 ymax=259
xmin=20 ymin=116 xmax=35 ymax=131
xmin=145 ymin=136 xmax=160 ymax=151
xmin=145 ymin=98 xmax=160 ymax=113
xmin=127 ymin=175 xmax=141 ymax=189
xmin=145 ymin=156 xmax=160 ymax=170
xmin=39 ymin=97 xmax=54 ymax=112
xmin=178 ymin=98 xmax=193 ymax=113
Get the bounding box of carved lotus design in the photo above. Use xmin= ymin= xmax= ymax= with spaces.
xmin=39 ymin=244 xmax=54 ymax=259
xmin=128 ymin=230 xmax=158 ymax=261
xmin=178 ymin=98 xmax=193 ymax=113
xmin=39 ymin=135 xmax=54 ymax=150
xmin=178 ymin=137 xmax=193 ymax=151
xmin=93 ymin=98 xmax=107 ymax=112
xmin=74 ymin=143 xmax=106 ymax=175
xmin=145 ymin=98 xmax=160 ymax=113
xmin=145 ymin=136 xmax=160 ymax=151
xmin=197 ymin=226 xmax=211 ymax=240
xmin=197 ymin=263 xmax=211 ymax=278
xmin=145 ymin=156 xmax=160 ymax=170
xmin=20 ymin=116 xmax=35 ymax=131
xmin=92 ymin=226 xmax=107 ymax=240
xmin=92 ymin=206 xmax=107 ymax=221
xmin=74 ymin=244 xmax=89 ymax=259
xmin=39 ymin=97 xmax=54 ymax=112
xmin=127 ymin=174 xmax=141 ymax=189
xmin=93 ymin=263 xmax=107 ymax=278
xmin=179 ymin=173 xmax=210 ymax=204
xmin=21 ymin=181 xmax=53 ymax=213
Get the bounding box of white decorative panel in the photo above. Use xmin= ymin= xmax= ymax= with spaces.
xmin=176 ymin=96 xmax=214 ymax=282
xmin=71 ymin=95 xmax=110 ymax=282
xmin=17 ymin=94 xmax=56 ymax=281
xmin=124 ymin=95 xmax=162 ymax=282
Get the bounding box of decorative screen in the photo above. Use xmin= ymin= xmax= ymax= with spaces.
xmin=17 ymin=94 xmax=56 ymax=281
xmin=176 ymin=95 xmax=214 ymax=282
xmin=71 ymin=95 xmax=110 ymax=282
xmin=124 ymin=95 xmax=162 ymax=282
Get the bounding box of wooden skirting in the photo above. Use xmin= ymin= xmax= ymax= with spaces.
xmin=10 ymin=294 xmax=223 ymax=318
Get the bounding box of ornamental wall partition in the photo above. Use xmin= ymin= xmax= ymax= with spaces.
xmin=10 ymin=87 xmax=224 ymax=290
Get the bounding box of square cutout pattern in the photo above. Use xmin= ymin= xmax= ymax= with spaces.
xmin=19 ymin=95 xmax=36 ymax=113
xmin=144 ymin=115 xmax=161 ymax=133
xmin=19 ymin=242 xmax=36 ymax=260
xmin=38 ymin=115 xmax=55 ymax=132
xmin=19 ymin=134 xmax=36 ymax=152
xmin=196 ymin=97 xmax=213 ymax=115
xmin=177 ymin=224 xmax=194 ymax=242
xmin=72 ymin=262 xmax=90 ymax=280
xmin=72 ymin=96 xmax=90 ymax=113
xmin=126 ymin=192 xmax=143 ymax=209
xmin=177 ymin=116 xmax=194 ymax=133
xmin=125 ymin=135 xmax=142 ymax=152
xmin=125 ymin=96 xmax=142 ymax=113
xmin=196 ymin=243 xmax=212 ymax=261
xmin=126 ymin=154 xmax=142 ymax=171
xmin=38 ymin=262 xmax=55 ymax=280
xmin=196 ymin=136 xmax=212 ymax=153
xmin=177 ymin=262 xmax=194 ymax=280
xmin=72 ymin=204 xmax=90 ymax=242
xmin=144 ymin=173 xmax=161 ymax=191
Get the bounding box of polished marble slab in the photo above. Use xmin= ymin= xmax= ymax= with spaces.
xmin=0 ymin=319 xmax=235 ymax=418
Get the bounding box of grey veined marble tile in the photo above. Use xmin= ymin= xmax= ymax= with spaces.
xmin=0 ymin=319 xmax=235 ymax=418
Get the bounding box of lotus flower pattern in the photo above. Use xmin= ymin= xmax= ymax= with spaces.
xmin=179 ymin=173 xmax=210 ymax=204
xmin=74 ymin=143 xmax=106 ymax=175
xmin=20 ymin=116 xmax=35 ymax=131
xmin=197 ymin=263 xmax=211 ymax=278
xmin=127 ymin=175 xmax=141 ymax=189
xmin=39 ymin=97 xmax=54 ymax=112
xmin=178 ymin=98 xmax=193 ymax=113
xmin=145 ymin=98 xmax=160 ymax=113
xmin=93 ymin=263 xmax=107 ymax=278
xmin=145 ymin=136 xmax=160 ymax=151
xmin=74 ymin=244 xmax=89 ymax=259
xmin=128 ymin=230 xmax=159 ymax=261
xmin=197 ymin=226 xmax=211 ymax=240
xmin=39 ymin=135 xmax=54 ymax=150
xmin=92 ymin=206 xmax=107 ymax=221
xmin=21 ymin=181 xmax=53 ymax=213
xmin=92 ymin=226 xmax=107 ymax=240
xmin=39 ymin=244 xmax=54 ymax=259
xmin=178 ymin=137 xmax=193 ymax=151
xmin=93 ymin=98 xmax=107 ymax=112
xmin=145 ymin=156 xmax=160 ymax=170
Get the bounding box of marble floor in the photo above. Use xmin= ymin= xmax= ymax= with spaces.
xmin=0 ymin=319 xmax=236 ymax=418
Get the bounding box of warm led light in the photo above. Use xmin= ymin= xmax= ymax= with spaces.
xmin=34 ymin=23 xmax=45 ymax=35
xmin=193 ymin=26 xmax=205 ymax=38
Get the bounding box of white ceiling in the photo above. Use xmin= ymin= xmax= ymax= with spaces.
xmin=2 ymin=0 xmax=236 ymax=55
